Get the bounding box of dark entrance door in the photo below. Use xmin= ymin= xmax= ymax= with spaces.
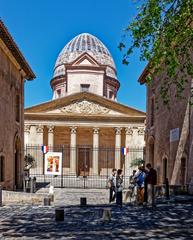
xmin=14 ymin=137 xmax=21 ymax=189
xmin=78 ymin=148 xmax=90 ymax=176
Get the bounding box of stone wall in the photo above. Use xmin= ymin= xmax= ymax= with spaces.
xmin=67 ymin=71 xmax=104 ymax=96
xmin=145 ymin=70 xmax=191 ymax=185
xmin=0 ymin=44 xmax=24 ymax=190
xmin=2 ymin=190 xmax=48 ymax=205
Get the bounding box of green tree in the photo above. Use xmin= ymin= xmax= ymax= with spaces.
xmin=130 ymin=157 xmax=145 ymax=167
xmin=119 ymin=0 xmax=193 ymax=105
xmin=24 ymin=154 xmax=35 ymax=170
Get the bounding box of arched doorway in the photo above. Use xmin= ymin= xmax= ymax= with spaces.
xmin=163 ymin=157 xmax=168 ymax=183
xmin=180 ymin=157 xmax=186 ymax=186
xmin=14 ymin=136 xmax=21 ymax=189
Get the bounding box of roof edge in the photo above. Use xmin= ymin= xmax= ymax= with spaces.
xmin=138 ymin=63 xmax=150 ymax=85
xmin=0 ymin=19 xmax=35 ymax=80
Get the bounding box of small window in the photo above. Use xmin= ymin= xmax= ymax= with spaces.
xmin=0 ymin=156 xmax=5 ymax=182
xmin=57 ymin=89 xmax=61 ymax=97
xmin=15 ymin=94 xmax=20 ymax=122
xmin=81 ymin=84 xmax=90 ymax=92
xmin=109 ymin=91 xmax=114 ymax=99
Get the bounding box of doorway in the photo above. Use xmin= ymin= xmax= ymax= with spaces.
xmin=180 ymin=157 xmax=186 ymax=186
xmin=163 ymin=158 xmax=168 ymax=183
xmin=14 ymin=137 xmax=21 ymax=189
xmin=78 ymin=148 xmax=90 ymax=176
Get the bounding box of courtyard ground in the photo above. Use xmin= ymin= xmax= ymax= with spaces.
xmin=0 ymin=189 xmax=193 ymax=239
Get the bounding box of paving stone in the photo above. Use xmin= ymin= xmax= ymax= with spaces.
xmin=0 ymin=190 xmax=193 ymax=239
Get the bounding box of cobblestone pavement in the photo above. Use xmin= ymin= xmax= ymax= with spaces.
xmin=0 ymin=189 xmax=193 ymax=239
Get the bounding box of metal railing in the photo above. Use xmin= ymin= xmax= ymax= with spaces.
xmin=25 ymin=145 xmax=144 ymax=189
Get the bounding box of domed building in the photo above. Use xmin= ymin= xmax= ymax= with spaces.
xmin=51 ymin=33 xmax=119 ymax=100
xmin=24 ymin=33 xmax=145 ymax=188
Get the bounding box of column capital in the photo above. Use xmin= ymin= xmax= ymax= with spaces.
xmin=138 ymin=128 xmax=144 ymax=135
xmin=36 ymin=125 xmax=44 ymax=133
xmin=115 ymin=127 xmax=122 ymax=135
xmin=93 ymin=127 xmax=100 ymax=134
xmin=47 ymin=125 xmax=54 ymax=133
xmin=24 ymin=124 xmax=31 ymax=133
xmin=125 ymin=127 xmax=133 ymax=135
xmin=70 ymin=126 xmax=77 ymax=134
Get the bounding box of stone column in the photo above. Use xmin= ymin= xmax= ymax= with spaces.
xmin=93 ymin=128 xmax=99 ymax=175
xmin=24 ymin=125 xmax=31 ymax=146
xmin=125 ymin=127 xmax=133 ymax=176
xmin=36 ymin=125 xmax=44 ymax=174
xmin=70 ymin=126 xmax=77 ymax=175
xmin=47 ymin=125 xmax=54 ymax=148
xmin=115 ymin=127 xmax=122 ymax=170
xmin=36 ymin=125 xmax=44 ymax=145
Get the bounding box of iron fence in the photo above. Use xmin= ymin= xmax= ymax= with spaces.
xmin=25 ymin=145 xmax=144 ymax=189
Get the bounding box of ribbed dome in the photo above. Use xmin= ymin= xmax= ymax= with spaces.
xmin=53 ymin=33 xmax=116 ymax=78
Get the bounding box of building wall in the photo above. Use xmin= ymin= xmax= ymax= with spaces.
xmin=145 ymin=72 xmax=191 ymax=184
xmin=67 ymin=71 xmax=104 ymax=96
xmin=0 ymin=45 xmax=24 ymax=190
xmin=54 ymin=127 xmax=70 ymax=146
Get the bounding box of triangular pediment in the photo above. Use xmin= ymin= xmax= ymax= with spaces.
xmin=25 ymin=92 xmax=146 ymax=119
xmin=46 ymin=99 xmax=127 ymax=116
xmin=71 ymin=53 xmax=99 ymax=67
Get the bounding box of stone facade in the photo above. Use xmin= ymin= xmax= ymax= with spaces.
xmin=24 ymin=92 xmax=145 ymax=177
xmin=0 ymin=20 xmax=35 ymax=190
xmin=139 ymin=64 xmax=193 ymax=185
xmin=24 ymin=33 xmax=145 ymax=179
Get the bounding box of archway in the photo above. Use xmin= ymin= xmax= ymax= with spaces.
xmin=162 ymin=157 xmax=168 ymax=183
xmin=180 ymin=157 xmax=186 ymax=186
xmin=14 ymin=136 xmax=21 ymax=189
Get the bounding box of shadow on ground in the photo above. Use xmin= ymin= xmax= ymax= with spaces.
xmin=0 ymin=203 xmax=193 ymax=239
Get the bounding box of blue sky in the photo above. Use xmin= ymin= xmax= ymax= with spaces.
xmin=0 ymin=0 xmax=146 ymax=111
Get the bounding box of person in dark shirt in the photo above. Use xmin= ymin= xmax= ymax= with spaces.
xmin=146 ymin=163 xmax=157 ymax=206
xmin=115 ymin=169 xmax=123 ymax=208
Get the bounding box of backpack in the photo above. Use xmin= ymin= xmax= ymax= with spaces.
xmin=136 ymin=172 xmax=145 ymax=187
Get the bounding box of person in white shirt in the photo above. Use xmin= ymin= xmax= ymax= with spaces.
xmin=108 ymin=168 xmax=117 ymax=203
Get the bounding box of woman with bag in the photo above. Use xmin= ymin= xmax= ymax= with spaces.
xmin=116 ymin=169 xmax=123 ymax=208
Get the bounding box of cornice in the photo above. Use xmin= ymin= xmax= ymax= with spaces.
xmin=24 ymin=113 xmax=145 ymax=123
xmin=0 ymin=20 xmax=35 ymax=80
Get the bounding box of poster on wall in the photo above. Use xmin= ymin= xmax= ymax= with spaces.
xmin=44 ymin=152 xmax=62 ymax=175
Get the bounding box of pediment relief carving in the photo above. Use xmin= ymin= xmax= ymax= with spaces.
xmin=60 ymin=100 xmax=110 ymax=115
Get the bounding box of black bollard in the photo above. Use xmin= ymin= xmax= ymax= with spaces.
xmin=80 ymin=197 xmax=87 ymax=206
xmin=165 ymin=178 xmax=169 ymax=200
xmin=55 ymin=208 xmax=64 ymax=221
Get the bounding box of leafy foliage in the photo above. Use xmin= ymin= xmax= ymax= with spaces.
xmin=130 ymin=157 xmax=145 ymax=167
xmin=24 ymin=154 xmax=35 ymax=169
xmin=119 ymin=0 xmax=193 ymax=105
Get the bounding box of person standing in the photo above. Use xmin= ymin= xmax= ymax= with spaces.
xmin=116 ymin=169 xmax=123 ymax=208
xmin=134 ymin=166 xmax=146 ymax=205
xmin=146 ymin=163 xmax=157 ymax=206
xmin=108 ymin=168 xmax=117 ymax=203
